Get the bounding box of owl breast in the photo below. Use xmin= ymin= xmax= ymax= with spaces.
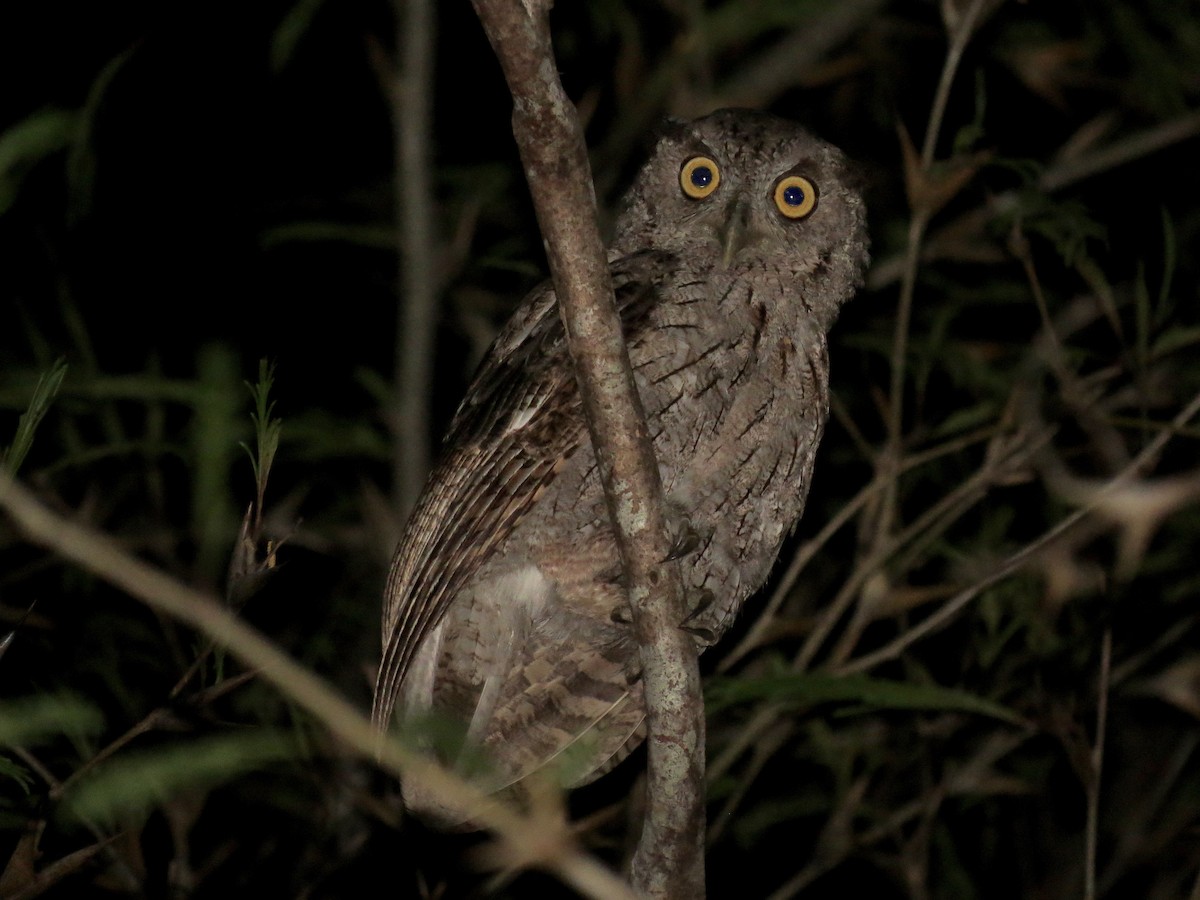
xmin=397 ymin=254 xmax=831 ymax=814
xmin=620 ymin=259 xmax=831 ymax=636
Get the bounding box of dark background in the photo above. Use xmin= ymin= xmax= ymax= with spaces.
xmin=3 ymin=1 xmax=1200 ymax=897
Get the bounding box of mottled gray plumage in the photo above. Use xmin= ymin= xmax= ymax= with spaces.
xmin=374 ymin=109 xmax=868 ymax=818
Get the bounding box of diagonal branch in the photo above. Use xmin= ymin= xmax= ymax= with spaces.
xmin=468 ymin=1 xmax=705 ymax=895
xmin=0 ymin=473 xmax=637 ymax=900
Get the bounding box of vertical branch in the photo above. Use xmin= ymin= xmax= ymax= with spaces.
xmin=1085 ymin=626 xmax=1112 ymax=900
xmin=872 ymin=0 xmax=992 ymax=554
xmin=392 ymin=0 xmax=438 ymax=518
xmin=468 ymin=1 xmax=706 ymax=895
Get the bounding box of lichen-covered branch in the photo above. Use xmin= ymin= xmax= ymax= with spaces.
xmin=469 ymin=0 xmax=706 ymax=895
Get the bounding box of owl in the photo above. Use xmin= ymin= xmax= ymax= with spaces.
xmin=374 ymin=108 xmax=868 ymax=820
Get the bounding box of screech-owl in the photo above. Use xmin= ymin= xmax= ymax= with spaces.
xmin=374 ymin=108 xmax=868 ymax=819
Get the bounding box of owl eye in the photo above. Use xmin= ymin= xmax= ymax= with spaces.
xmin=773 ymin=175 xmax=818 ymax=219
xmin=680 ymin=156 xmax=720 ymax=199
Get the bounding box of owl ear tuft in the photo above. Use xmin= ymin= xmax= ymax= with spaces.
xmin=648 ymin=116 xmax=689 ymax=146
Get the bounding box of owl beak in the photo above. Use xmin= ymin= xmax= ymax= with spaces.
xmin=719 ymin=195 xmax=755 ymax=268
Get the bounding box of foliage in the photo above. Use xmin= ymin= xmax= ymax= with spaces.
xmin=2 ymin=0 xmax=1200 ymax=897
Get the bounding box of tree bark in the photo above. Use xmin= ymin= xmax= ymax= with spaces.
xmin=469 ymin=1 xmax=707 ymax=895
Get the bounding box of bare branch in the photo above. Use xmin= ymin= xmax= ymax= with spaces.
xmin=468 ymin=1 xmax=705 ymax=894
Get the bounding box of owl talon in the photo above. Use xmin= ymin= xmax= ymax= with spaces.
xmin=682 ymin=588 xmax=715 ymax=621
xmin=680 ymin=623 xmax=717 ymax=645
xmin=662 ymin=517 xmax=705 ymax=562
xmin=679 ymin=589 xmax=716 ymax=645
xmin=599 ymin=563 xmax=626 ymax=586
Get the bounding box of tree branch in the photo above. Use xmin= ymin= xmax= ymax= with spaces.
xmin=0 ymin=473 xmax=638 ymax=900
xmin=391 ymin=0 xmax=438 ymax=518
xmin=468 ymin=1 xmax=706 ymax=895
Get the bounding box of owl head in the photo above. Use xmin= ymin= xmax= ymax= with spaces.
xmin=611 ymin=108 xmax=868 ymax=322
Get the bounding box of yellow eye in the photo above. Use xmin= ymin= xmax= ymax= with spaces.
xmin=680 ymin=156 xmax=720 ymax=199
xmin=773 ymin=175 xmax=818 ymax=219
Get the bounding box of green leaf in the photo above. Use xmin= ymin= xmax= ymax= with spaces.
xmin=1156 ymin=207 xmax=1177 ymax=323
xmin=1151 ymin=325 xmax=1200 ymax=359
xmin=191 ymin=344 xmax=242 ymax=581
xmin=240 ymin=358 xmax=282 ymax=496
xmin=705 ymin=672 xmax=1023 ymax=724
xmin=1134 ymin=259 xmax=1151 ymax=373
xmin=0 ymin=755 xmax=35 ymax=794
xmin=2 ymin=358 xmax=68 ymax=475
xmin=930 ymin=402 xmax=999 ymax=439
xmin=0 ymin=108 xmax=78 ymax=217
xmin=271 ymin=0 xmax=328 ymax=73
xmin=0 ymin=694 xmax=103 ymax=747
xmin=64 ymin=731 xmax=299 ymax=825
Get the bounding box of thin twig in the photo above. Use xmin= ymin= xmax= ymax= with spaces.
xmin=721 ymin=423 xmax=1004 ymax=674
xmin=805 ymin=424 xmax=1047 ymax=672
xmin=867 ymin=108 xmax=1200 ymax=293
xmin=875 ymin=212 xmax=928 ymax=551
xmin=54 ymin=708 xmax=176 ymax=800
xmin=708 ymin=426 xmax=1044 ymax=787
xmin=1013 ymin=233 xmax=1131 ymax=471
xmin=9 ymin=747 xmax=142 ymax=892
xmin=764 ymin=726 xmax=1034 ymax=899
xmin=717 ymin=475 xmax=877 ymax=673
xmin=875 ymin=0 xmax=991 ymax=555
xmin=920 ymin=0 xmax=993 ymax=169
xmin=1096 ymin=732 xmax=1199 ymax=895
xmin=706 ymin=722 xmax=788 ymax=846
xmin=1084 ymin=627 xmax=1112 ymax=900
xmin=839 ymin=387 xmax=1200 ymax=675
xmin=1040 ymin=109 xmax=1200 ymax=193
xmin=51 ymin=670 xmax=257 ymax=801
xmin=712 ymin=389 xmax=1200 ymax=791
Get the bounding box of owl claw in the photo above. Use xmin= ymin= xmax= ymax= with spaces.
xmin=683 ymin=588 xmax=714 ymax=620
xmin=679 ymin=588 xmax=717 ymax=644
xmin=599 ymin=563 xmax=626 ymax=586
xmin=662 ymin=517 xmax=704 ymax=562
xmin=680 ymin=623 xmax=717 ymax=645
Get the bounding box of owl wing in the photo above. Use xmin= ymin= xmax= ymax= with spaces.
xmin=373 ymin=251 xmax=667 ymax=729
